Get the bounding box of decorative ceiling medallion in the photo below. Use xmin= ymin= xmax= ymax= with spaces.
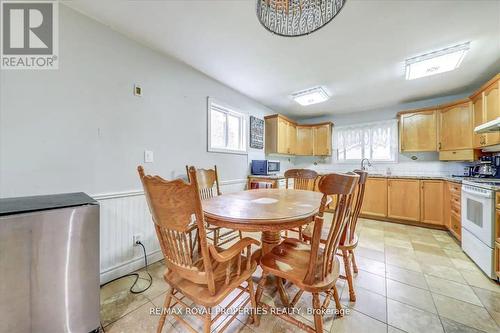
xmin=256 ymin=0 xmax=347 ymax=37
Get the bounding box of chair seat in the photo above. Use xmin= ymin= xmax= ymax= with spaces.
xmin=303 ymin=223 xmax=358 ymax=248
xmin=164 ymin=253 xmax=257 ymax=307
xmin=259 ymin=238 xmax=340 ymax=292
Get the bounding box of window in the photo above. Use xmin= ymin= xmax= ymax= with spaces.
xmin=208 ymin=98 xmax=247 ymax=154
xmin=334 ymin=120 xmax=398 ymax=162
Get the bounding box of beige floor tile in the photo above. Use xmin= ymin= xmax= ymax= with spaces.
xmin=355 ymin=246 xmax=385 ymax=263
xmin=433 ymin=293 xmax=498 ymax=333
xmin=420 ymin=263 xmax=466 ymax=284
xmin=442 ymin=248 xmax=468 ymax=260
xmin=440 ymin=317 xmax=485 ymax=333
xmin=355 ymin=255 xmax=386 ymax=277
xmin=104 ymin=301 xmax=172 ymax=333
xmin=330 ymin=309 xmax=387 ymax=333
xmin=140 ymin=261 xmax=169 ymax=300
xmin=386 ymin=264 xmax=428 ymax=289
xmin=100 ymin=276 xmax=151 ymax=327
xmin=415 ymin=252 xmax=454 ymax=268
xmin=386 ymin=253 xmax=422 ymax=272
xmin=387 ymin=279 xmax=437 ymax=313
xmin=412 ymin=242 xmax=446 ymax=256
xmin=449 ymin=258 xmax=481 ymax=272
xmin=388 ymin=326 xmax=406 ymax=333
xmin=340 ymin=286 xmax=387 ymax=322
xmin=460 ymin=270 xmax=500 ymax=293
xmin=352 ymin=269 xmax=386 ymax=296
xmin=387 ymin=299 xmax=443 ymax=333
xmin=472 ymin=286 xmax=500 ymax=326
xmin=384 ymin=237 xmax=413 ymax=249
xmin=425 ymin=275 xmax=482 ymax=306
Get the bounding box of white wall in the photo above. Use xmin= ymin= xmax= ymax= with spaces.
xmin=0 ymin=5 xmax=274 ymax=199
xmin=294 ymin=93 xmax=474 ymax=176
xmin=0 ymin=5 xmax=275 ymax=283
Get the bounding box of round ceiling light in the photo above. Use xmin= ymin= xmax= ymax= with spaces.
xmin=256 ymin=0 xmax=347 ymax=37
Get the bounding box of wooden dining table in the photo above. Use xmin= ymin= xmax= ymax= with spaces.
xmin=203 ymin=188 xmax=327 ymax=304
xmin=203 ymin=188 xmax=326 ymax=255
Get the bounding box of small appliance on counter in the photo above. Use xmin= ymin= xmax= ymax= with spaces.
xmin=0 ymin=192 xmax=100 ymax=333
xmin=470 ymin=155 xmax=500 ymax=178
xmin=251 ymin=159 xmax=280 ymax=175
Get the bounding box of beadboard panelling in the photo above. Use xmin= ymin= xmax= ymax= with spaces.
xmin=95 ymin=179 xmax=246 ymax=284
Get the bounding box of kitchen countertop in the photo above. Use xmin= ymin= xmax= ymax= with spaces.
xmin=248 ymin=173 xmax=472 ymax=183
xmin=248 ymin=174 xmax=285 ymax=179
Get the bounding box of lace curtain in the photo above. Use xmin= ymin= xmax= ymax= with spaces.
xmin=334 ymin=119 xmax=398 ymax=162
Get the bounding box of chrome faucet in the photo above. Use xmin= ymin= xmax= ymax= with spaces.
xmin=361 ymin=158 xmax=372 ymax=171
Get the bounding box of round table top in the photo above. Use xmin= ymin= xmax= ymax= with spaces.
xmin=202 ymin=189 xmax=326 ymax=232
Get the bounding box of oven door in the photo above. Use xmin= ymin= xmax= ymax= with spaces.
xmin=267 ymin=160 xmax=280 ymax=174
xmin=461 ymin=186 xmax=494 ymax=247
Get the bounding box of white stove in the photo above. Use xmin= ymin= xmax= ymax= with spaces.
xmin=462 ymin=178 xmax=500 ymax=190
xmin=461 ymin=179 xmax=498 ymax=279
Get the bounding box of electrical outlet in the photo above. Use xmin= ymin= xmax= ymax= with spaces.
xmin=133 ymin=234 xmax=143 ymax=246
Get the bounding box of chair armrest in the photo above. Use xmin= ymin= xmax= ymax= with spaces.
xmin=209 ymin=237 xmax=260 ymax=263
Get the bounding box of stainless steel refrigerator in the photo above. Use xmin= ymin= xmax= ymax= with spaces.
xmin=0 ymin=192 xmax=100 ymax=333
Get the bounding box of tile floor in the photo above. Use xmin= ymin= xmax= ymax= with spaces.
xmin=100 ymin=217 xmax=500 ymax=333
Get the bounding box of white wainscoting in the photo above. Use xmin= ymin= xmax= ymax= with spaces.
xmin=94 ymin=179 xmax=247 ymax=284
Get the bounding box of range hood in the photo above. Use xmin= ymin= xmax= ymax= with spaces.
xmin=474 ymin=117 xmax=500 ymax=133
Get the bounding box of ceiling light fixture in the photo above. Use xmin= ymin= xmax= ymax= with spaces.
xmin=405 ymin=42 xmax=470 ymax=80
xmin=256 ymin=0 xmax=347 ymax=37
xmin=291 ymin=86 xmax=330 ymax=106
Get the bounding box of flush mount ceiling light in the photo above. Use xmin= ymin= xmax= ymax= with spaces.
xmin=291 ymin=86 xmax=330 ymax=106
xmin=256 ymin=0 xmax=347 ymax=37
xmin=405 ymin=42 xmax=470 ymax=80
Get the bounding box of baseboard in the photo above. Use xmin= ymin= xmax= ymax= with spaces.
xmin=360 ymin=214 xmax=448 ymax=231
xmin=100 ymin=249 xmax=164 ymax=285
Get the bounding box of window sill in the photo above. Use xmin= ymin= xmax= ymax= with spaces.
xmin=208 ymin=147 xmax=248 ymax=155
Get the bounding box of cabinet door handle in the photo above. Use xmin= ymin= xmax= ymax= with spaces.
xmin=438 ymin=142 xmax=442 ymax=150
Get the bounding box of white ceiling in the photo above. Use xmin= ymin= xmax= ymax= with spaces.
xmin=65 ymin=0 xmax=500 ymax=118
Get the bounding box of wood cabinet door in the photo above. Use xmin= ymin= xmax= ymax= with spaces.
xmin=387 ymin=179 xmax=420 ymax=221
xmin=313 ymin=124 xmax=332 ymax=156
xmin=287 ymin=122 xmax=297 ymax=155
xmin=296 ymin=126 xmax=314 ymax=155
xmin=484 ymin=81 xmax=500 ymax=146
xmin=277 ymin=118 xmax=289 ymax=154
xmin=485 ymin=80 xmax=499 ymax=122
xmin=438 ymin=102 xmax=473 ymax=150
xmin=420 ymin=180 xmax=444 ymax=225
xmin=400 ymin=110 xmax=437 ymax=151
xmin=361 ymin=178 xmax=388 ymax=218
xmin=472 ymin=94 xmax=487 ymax=148
xmin=443 ymin=181 xmax=451 ymax=229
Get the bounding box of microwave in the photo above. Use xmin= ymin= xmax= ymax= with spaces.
xmin=251 ymin=160 xmax=280 ymax=175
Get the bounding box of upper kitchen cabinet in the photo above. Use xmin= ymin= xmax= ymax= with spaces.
xmin=471 ymin=74 xmax=500 ymax=148
xmin=265 ymin=114 xmax=333 ymax=156
xmin=296 ymin=126 xmax=314 ymax=155
xmin=399 ymin=108 xmax=438 ymax=152
xmin=438 ymin=99 xmax=475 ymax=161
xmin=265 ymin=114 xmax=296 ymax=155
xmin=313 ymin=123 xmax=333 ymax=156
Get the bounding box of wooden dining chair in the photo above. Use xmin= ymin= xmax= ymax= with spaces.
xmin=186 ymin=165 xmax=242 ymax=247
xmin=283 ymin=168 xmax=319 ymax=239
xmin=302 ymin=170 xmax=368 ymax=302
xmin=255 ymin=172 xmax=359 ymax=333
xmin=138 ymin=166 xmax=260 ymax=333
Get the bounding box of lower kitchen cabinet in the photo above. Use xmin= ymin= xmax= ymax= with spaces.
xmin=495 ymin=242 xmax=500 ymax=280
xmin=420 ymin=180 xmax=444 ymax=225
xmin=361 ymin=178 xmax=388 ymax=218
xmin=387 ymin=179 xmax=420 ymax=222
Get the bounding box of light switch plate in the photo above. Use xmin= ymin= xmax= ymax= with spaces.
xmin=144 ymin=150 xmax=154 ymax=163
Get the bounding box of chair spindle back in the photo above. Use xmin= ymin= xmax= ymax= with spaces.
xmin=284 ymin=169 xmax=318 ymax=191
xmin=304 ymin=172 xmax=359 ymax=285
xmin=138 ymin=166 xmax=216 ymax=293
xmin=186 ymin=165 xmax=220 ymax=200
